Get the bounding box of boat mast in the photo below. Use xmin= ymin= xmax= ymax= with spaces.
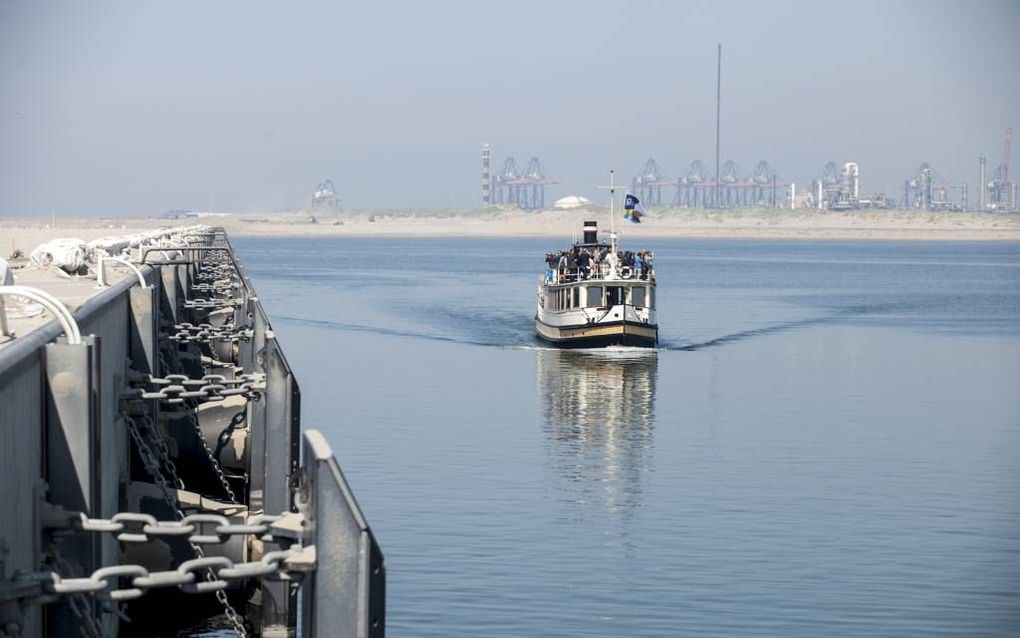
xmin=609 ymin=170 xmax=616 ymax=251
xmin=598 ymin=170 xmax=618 ymax=254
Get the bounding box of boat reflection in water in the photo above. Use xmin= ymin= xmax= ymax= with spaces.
xmin=536 ymin=348 xmax=658 ymax=520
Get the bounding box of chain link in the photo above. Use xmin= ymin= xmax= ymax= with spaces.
xmin=151 ymin=348 xmax=252 ymax=636
xmin=125 ymin=413 xmax=186 ymax=510
xmin=195 ymin=268 xmax=234 ymax=281
xmin=150 ymin=352 xmax=248 ymax=503
xmin=184 ymin=298 xmax=242 ymax=310
xmin=168 ymin=323 xmax=254 ymax=343
xmin=123 ymin=413 xmax=248 ymax=636
xmin=49 ymin=544 xmax=104 ymax=638
xmin=76 ymin=512 xmax=280 ymax=545
xmin=119 ymin=250 xmax=250 ymax=635
xmin=132 ymin=372 xmax=264 ymax=404
xmin=191 ymin=281 xmax=234 ymax=293
xmin=186 ymin=406 xmax=242 ymax=503
xmin=195 ymin=269 xmax=233 ymax=278
xmin=26 ymin=547 xmax=307 ymax=603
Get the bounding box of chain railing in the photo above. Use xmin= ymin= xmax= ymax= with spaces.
xmin=76 ymin=512 xmax=279 ymax=545
xmin=132 ymin=372 xmax=264 ymax=404
xmin=150 ymin=350 xmax=247 ymax=504
xmin=184 ymin=298 xmax=242 ymax=310
xmin=0 ymin=230 xmax=348 ymax=638
xmin=168 ymin=322 xmax=254 ymax=343
xmin=123 ymin=412 xmax=250 ymax=636
xmin=25 ymin=547 xmax=310 ymax=603
xmin=48 ymin=545 xmax=104 ymax=638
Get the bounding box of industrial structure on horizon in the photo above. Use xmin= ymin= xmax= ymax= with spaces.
xmin=310 ymin=179 xmax=340 ymax=209
xmin=981 ymin=127 xmax=1016 ymax=211
xmin=482 ymin=144 xmax=559 ymax=210
xmin=478 ymin=43 xmax=1012 ymax=213
xmin=477 ymin=126 xmax=1017 ymax=213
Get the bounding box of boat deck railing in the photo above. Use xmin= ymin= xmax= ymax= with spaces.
xmin=544 ymin=264 xmax=655 ymax=285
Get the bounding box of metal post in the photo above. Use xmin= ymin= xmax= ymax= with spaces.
xmin=715 ymin=43 xmax=721 ymax=209
xmin=246 ymin=307 xmax=269 ymax=509
xmin=979 ymin=155 xmax=987 ymax=211
xmin=129 ymin=282 xmax=158 ymax=376
xmin=300 ymin=431 xmax=385 ymax=638
xmin=260 ymin=337 xmax=301 ymax=632
xmin=161 ymin=265 xmax=180 ymax=326
xmin=481 ymin=144 xmax=491 ymax=205
xmin=44 ymin=336 xmax=101 ymax=634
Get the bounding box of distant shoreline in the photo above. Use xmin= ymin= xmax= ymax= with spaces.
xmin=3 ymin=207 xmax=1020 ymax=249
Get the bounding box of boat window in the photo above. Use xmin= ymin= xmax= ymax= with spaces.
xmin=572 ymin=287 xmax=579 ymax=308
xmin=607 ymin=286 xmax=624 ymax=306
xmin=631 ymin=286 xmax=646 ymax=307
xmin=586 ymin=286 xmax=602 ymax=307
xmin=649 ymin=286 xmax=655 ymax=309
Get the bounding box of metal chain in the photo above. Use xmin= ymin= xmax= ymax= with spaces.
xmin=124 ymin=414 xmax=247 ymax=637
xmin=186 ymin=407 xmax=240 ymax=503
xmin=191 ymin=281 xmax=234 ymax=293
xmin=77 ymin=511 xmax=279 ymax=545
xmin=125 ymin=414 xmax=185 ymax=514
xmin=132 ymin=373 xmax=264 ymax=404
xmin=151 ymin=354 xmax=249 ymax=503
xmin=153 ymin=348 xmax=251 ymax=636
xmin=140 ymin=265 xmax=250 ymax=635
xmin=195 ymin=269 xmax=234 ymax=281
xmin=168 ymin=323 xmax=253 ymax=343
xmin=184 ymin=298 xmax=241 ymax=310
xmin=28 ymin=547 xmax=308 ymax=602
xmin=49 ymin=544 xmax=103 ymax=638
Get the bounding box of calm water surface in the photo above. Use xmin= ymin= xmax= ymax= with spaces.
xmin=233 ymin=237 xmax=1020 ymax=637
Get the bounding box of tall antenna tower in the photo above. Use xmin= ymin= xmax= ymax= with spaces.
xmin=715 ymin=43 xmax=722 ymax=209
xmin=481 ymin=144 xmax=491 ymax=205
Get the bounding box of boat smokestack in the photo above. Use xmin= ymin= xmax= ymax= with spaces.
xmin=582 ymin=220 xmax=598 ymax=244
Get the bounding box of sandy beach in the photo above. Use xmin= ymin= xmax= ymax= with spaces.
xmin=2 ymin=207 xmax=1020 ymax=252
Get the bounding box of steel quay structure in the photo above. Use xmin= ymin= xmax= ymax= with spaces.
xmin=0 ymin=228 xmax=384 ymax=637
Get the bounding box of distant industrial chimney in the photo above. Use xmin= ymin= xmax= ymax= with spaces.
xmin=979 ymin=155 xmax=987 ymax=211
xmin=481 ymin=144 xmax=491 ymax=205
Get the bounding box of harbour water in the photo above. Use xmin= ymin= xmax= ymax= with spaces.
xmin=237 ymin=236 xmax=1020 ymax=636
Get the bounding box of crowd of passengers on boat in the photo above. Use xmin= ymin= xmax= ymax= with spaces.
xmin=544 ymin=246 xmax=654 ymax=283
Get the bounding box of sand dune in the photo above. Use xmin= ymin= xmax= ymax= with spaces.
xmin=213 ymin=206 xmax=1020 ymax=241
xmin=2 ymin=206 xmax=1019 ymax=252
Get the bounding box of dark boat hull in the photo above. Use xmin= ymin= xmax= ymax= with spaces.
xmin=535 ymin=317 xmax=658 ymax=348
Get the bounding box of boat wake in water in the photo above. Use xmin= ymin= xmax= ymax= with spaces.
xmin=660 ymin=302 xmax=902 ymax=351
xmin=277 ymin=303 xmax=904 ymax=352
xmin=274 ymin=308 xmax=539 ymax=349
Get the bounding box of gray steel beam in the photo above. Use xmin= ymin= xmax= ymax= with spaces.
xmin=129 ymin=285 xmax=158 ymax=376
xmin=161 ymin=264 xmax=180 ymax=326
xmin=259 ymin=337 xmax=300 ymax=631
xmin=245 ymin=304 xmax=269 ymax=508
xmin=301 ymin=430 xmax=385 ymax=638
xmin=44 ymin=336 xmax=101 ymax=635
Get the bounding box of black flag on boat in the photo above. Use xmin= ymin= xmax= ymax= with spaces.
xmin=624 ymin=192 xmax=644 ymax=223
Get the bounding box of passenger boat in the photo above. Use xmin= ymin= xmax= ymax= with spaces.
xmin=535 ymin=175 xmax=658 ymax=347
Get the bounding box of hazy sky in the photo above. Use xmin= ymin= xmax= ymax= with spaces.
xmin=2 ymin=1 xmax=1018 ymax=216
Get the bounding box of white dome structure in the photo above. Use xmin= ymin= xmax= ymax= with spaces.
xmin=552 ymin=195 xmax=593 ymax=210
